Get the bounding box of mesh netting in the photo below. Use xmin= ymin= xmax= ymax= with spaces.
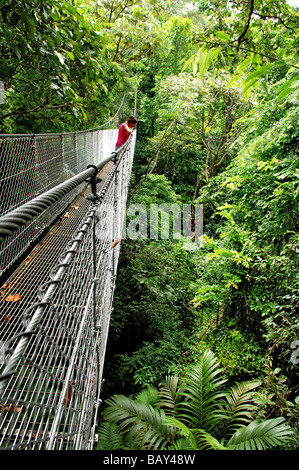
xmin=0 ymin=129 xmax=118 ymax=276
xmin=0 ymin=133 xmax=135 ymax=449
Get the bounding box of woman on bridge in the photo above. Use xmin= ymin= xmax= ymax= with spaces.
xmin=115 ymin=115 xmax=137 ymax=150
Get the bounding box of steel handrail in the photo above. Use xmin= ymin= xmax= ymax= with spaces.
xmin=0 ymin=139 xmax=130 ymax=243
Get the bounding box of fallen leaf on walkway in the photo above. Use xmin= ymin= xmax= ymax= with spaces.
xmin=111 ymin=238 xmax=121 ymax=248
xmin=4 ymin=295 xmax=14 ymax=302
xmin=1 ymin=282 xmax=11 ymax=291
xmin=0 ymin=404 xmax=21 ymax=413
xmin=4 ymin=315 xmax=10 ymax=322
xmin=4 ymin=293 xmax=21 ymax=302
xmin=64 ymin=212 xmax=71 ymax=218
xmin=25 ymin=251 xmax=36 ymax=265
xmin=71 ymin=204 xmax=79 ymax=210
xmin=64 ymin=381 xmax=75 ymax=408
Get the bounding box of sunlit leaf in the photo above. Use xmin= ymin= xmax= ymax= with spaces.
xmin=276 ymin=87 xmax=295 ymax=102
xmin=215 ymin=31 xmax=230 ymax=42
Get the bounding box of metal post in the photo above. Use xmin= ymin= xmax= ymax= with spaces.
xmin=74 ymin=133 xmax=78 ymax=173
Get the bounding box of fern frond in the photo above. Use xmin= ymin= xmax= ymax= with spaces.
xmin=193 ymin=429 xmax=227 ymax=450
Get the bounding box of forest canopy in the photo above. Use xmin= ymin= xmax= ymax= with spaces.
xmin=0 ymin=0 xmax=298 ymax=451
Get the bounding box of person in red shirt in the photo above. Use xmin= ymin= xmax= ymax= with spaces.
xmin=115 ymin=115 xmax=137 ymax=150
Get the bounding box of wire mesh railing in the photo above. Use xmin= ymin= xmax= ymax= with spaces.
xmin=0 ymin=128 xmax=118 ymax=276
xmin=0 ymin=132 xmax=136 ymax=449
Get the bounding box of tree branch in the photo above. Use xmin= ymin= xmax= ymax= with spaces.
xmin=237 ymin=0 xmax=255 ymax=49
xmin=1 ymin=102 xmax=70 ymax=120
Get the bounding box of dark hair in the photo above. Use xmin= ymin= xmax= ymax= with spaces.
xmin=127 ymin=115 xmax=137 ymax=124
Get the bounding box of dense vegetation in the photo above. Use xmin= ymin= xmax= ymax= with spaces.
xmin=1 ymin=0 xmax=298 ymax=450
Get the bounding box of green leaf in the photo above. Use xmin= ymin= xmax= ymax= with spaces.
xmin=65 ymin=51 xmax=75 ymax=60
xmin=227 ymin=61 xmax=271 ymax=92
xmin=277 ymin=87 xmax=295 ymax=102
xmin=79 ymin=104 xmax=87 ymax=121
xmin=22 ymin=13 xmax=35 ymax=37
xmin=227 ymin=72 xmax=243 ymax=88
xmin=227 ymin=417 xmax=294 ymax=450
xmin=242 ymin=77 xmax=259 ymax=98
xmin=215 ymin=31 xmax=230 ymax=42
xmin=199 ymin=50 xmax=212 ymax=76
xmin=238 ymin=56 xmax=254 ymax=71
xmin=211 ymin=48 xmax=221 ymax=61
xmin=164 ymin=416 xmax=197 ymax=448
xmin=277 ymin=76 xmax=299 ymax=94
xmin=245 ymin=64 xmax=272 ymax=80
xmin=181 ymin=53 xmax=196 ymax=73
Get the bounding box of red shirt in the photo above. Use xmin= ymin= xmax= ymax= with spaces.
xmin=116 ymin=123 xmax=130 ymax=147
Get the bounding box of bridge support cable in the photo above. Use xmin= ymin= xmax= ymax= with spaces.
xmin=0 ymin=132 xmax=136 ymax=450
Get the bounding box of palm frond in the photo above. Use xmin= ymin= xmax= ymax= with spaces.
xmin=219 ymin=380 xmax=261 ymax=438
xmin=102 ymin=394 xmax=174 ymax=450
xmin=157 ymin=375 xmax=181 ymax=413
xmin=176 ymin=350 xmax=227 ymax=432
xmin=97 ymin=422 xmax=123 ymax=450
xmin=226 ymin=417 xmax=294 ymax=450
xmin=163 ymin=416 xmax=197 ymax=449
xmin=193 ymin=429 xmax=227 ymax=450
xmin=164 ymin=416 xmax=227 ymax=450
xmin=168 ymin=437 xmax=196 ymax=451
xmin=136 ymin=385 xmax=159 ymax=407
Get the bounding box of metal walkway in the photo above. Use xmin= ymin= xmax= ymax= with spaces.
xmin=0 ymin=125 xmax=136 ymax=449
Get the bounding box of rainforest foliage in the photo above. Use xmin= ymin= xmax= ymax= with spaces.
xmin=1 ymin=0 xmax=298 ymax=450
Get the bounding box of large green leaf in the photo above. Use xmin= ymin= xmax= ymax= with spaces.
xmin=215 ymin=31 xmax=230 ymax=42
xmin=277 ymin=86 xmax=297 ymax=102
xmin=182 ymin=47 xmax=220 ymax=76
xmin=226 ymin=417 xmax=294 ymax=450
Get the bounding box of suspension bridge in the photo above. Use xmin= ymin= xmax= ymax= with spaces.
xmin=0 ymin=102 xmax=136 ymax=450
